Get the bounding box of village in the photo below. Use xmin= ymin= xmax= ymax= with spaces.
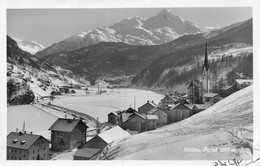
xmin=6 ymin=42 xmax=253 ymax=160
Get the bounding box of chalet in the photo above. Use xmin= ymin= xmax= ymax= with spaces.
xmin=122 ymin=112 xmax=147 ymax=133
xmin=160 ymin=95 xmax=177 ymax=108
xmin=204 ymin=93 xmax=220 ymax=105
xmin=220 ymin=85 xmax=237 ymax=97
xmin=146 ymin=115 xmax=158 ymax=130
xmin=49 ymin=118 xmax=88 ymax=151
xmin=73 ymin=148 xmax=101 ymax=160
xmin=81 ymin=126 xmax=130 ymax=149
xmin=187 ymin=80 xmax=203 ymax=104
xmin=138 ymin=101 xmax=157 ymax=114
xmin=147 ymin=107 xmax=168 ymax=126
xmin=7 ymin=132 xmax=49 ymax=160
xmin=167 ymin=103 xmax=193 ymax=123
xmin=234 ymin=79 xmax=253 ymax=90
xmin=107 ymin=107 xmax=137 ymax=126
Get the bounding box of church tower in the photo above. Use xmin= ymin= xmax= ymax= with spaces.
xmin=202 ymin=42 xmax=210 ymax=94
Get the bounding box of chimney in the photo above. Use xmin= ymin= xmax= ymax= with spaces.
xmin=147 ymin=100 xmax=149 ymax=103
xmin=19 ymin=132 xmax=22 ymax=136
xmin=24 ymin=131 xmax=26 ymax=134
xmin=16 ymin=128 xmax=18 ymax=132
xmin=30 ymin=132 xmax=33 ymax=134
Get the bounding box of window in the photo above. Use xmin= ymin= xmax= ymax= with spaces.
xmin=38 ymin=149 xmax=39 ymax=152
xmin=32 ymin=157 xmax=34 ymax=159
xmin=33 ymin=150 xmax=35 ymax=153
xmin=44 ymin=153 xmax=45 ymax=157
xmin=44 ymin=147 xmax=46 ymax=150
xmin=19 ymin=157 xmax=21 ymax=160
xmin=14 ymin=156 xmax=16 ymax=160
xmin=19 ymin=151 xmax=21 ymax=154
xmin=7 ymin=155 xmax=9 ymax=159
xmin=23 ymin=154 xmax=26 ymax=158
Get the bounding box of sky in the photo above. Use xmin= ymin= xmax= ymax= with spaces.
xmin=7 ymin=7 xmax=252 ymax=47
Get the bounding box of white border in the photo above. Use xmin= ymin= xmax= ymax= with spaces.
xmin=1 ymin=0 xmax=259 ymax=166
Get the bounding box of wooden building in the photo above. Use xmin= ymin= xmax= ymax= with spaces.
xmin=167 ymin=103 xmax=193 ymax=123
xmin=107 ymin=111 xmax=121 ymax=125
xmin=204 ymin=93 xmax=220 ymax=105
xmin=147 ymin=107 xmax=168 ymax=126
xmin=184 ymin=104 xmax=199 ymax=114
xmin=146 ymin=115 xmax=158 ymax=130
xmin=122 ymin=112 xmax=147 ymax=133
xmin=81 ymin=126 xmax=130 ymax=149
xmin=49 ymin=118 xmax=88 ymax=151
xmin=138 ymin=101 xmax=157 ymax=114
xmin=220 ymin=85 xmax=237 ymax=97
xmin=7 ymin=132 xmax=49 ymax=160
xmin=160 ymin=95 xmax=177 ymax=108
xmin=187 ymin=80 xmax=203 ymax=104
xmin=73 ymin=148 xmax=101 ymax=160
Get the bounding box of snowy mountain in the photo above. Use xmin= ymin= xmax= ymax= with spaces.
xmin=97 ymin=85 xmax=253 ymax=160
xmin=14 ymin=38 xmax=45 ymax=55
xmin=35 ymin=9 xmax=201 ymax=59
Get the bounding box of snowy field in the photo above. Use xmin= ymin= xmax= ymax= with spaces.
xmin=52 ymin=88 xmax=164 ymax=122
xmin=7 ymin=105 xmax=57 ymax=134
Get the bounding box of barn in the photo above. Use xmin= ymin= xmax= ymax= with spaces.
xmin=122 ymin=112 xmax=147 ymax=133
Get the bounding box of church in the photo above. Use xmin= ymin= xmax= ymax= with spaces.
xmin=187 ymin=42 xmax=218 ymax=105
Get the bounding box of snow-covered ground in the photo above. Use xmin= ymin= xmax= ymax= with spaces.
xmin=52 ymin=88 xmax=164 ymax=122
xmin=7 ymin=105 xmax=57 ymax=135
xmin=97 ymin=85 xmax=253 ymax=160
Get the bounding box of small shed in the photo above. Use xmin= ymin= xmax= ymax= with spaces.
xmin=73 ymin=148 xmax=101 ymax=160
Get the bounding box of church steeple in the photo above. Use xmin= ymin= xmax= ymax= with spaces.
xmin=202 ymin=41 xmax=210 ymax=94
xmin=202 ymin=42 xmax=209 ymax=72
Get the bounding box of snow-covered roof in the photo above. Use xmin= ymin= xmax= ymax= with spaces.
xmin=98 ymin=126 xmax=130 ymax=144
xmin=235 ymin=79 xmax=253 ymax=85
xmin=184 ymin=104 xmax=196 ymax=110
xmin=204 ymin=93 xmax=219 ymax=98
xmin=146 ymin=115 xmax=158 ymax=120
xmin=7 ymin=132 xmax=48 ymax=150
xmin=49 ymin=118 xmax=88 ymax=132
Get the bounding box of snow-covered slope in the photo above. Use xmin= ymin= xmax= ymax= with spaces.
xmin=98 ymin=86 xmax=253 ymax=160
xmin=14 ymin=38 xmax=45 ymax=55
xmin=35 ymin=9 xmax=201 ymax=59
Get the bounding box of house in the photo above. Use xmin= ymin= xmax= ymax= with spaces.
xmin=167 ymin=103 xmax=193 ymax=123
xmin=81 ymin=126 xmax=130 ymax=149
xmin=187 ymin=80 xmax=203 ymax=104
xmin=49 ymin=118 xmax=88 ymax=151
xmin=204 ymin=93 xmax=220 ymax=105
xmin=146 ymin=115 xmax=158 ymax=130
xmin=195 ymin=104 xmax=210 ymax=113
xmin=7 ymin=132 xmax=49 ymax=160
xmin=160 ymin=95 xmax=177 ymax=108
xmin=107 ymin=111 xmax=121 ymax=125
xmin=73 ymin=148 xmax=101 ymax=160
xmin=220 ymin=85 xmax=238 ymax=97
xmin=184 ymin=104 xmax=199 ymax=115
xmin=147 ymin=107 xmax=168 ymax=126
xmin=122 ymin=112 xmax=147 ymax=133
xmin=138 ymin=101 xmax=157 ymax=114
xmin=234 ymin=79 xmax=253 ymax=90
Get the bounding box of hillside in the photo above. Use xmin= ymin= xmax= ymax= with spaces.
xmin=132 ymin=18 xmax=252 ymax=90
xmin=7 ymin=36 xmax=83 ymax=105
xmin=97 ymin=85 xmax=253 ymax=160
xmin=35 ymin=9 xmax=201 ymax=59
